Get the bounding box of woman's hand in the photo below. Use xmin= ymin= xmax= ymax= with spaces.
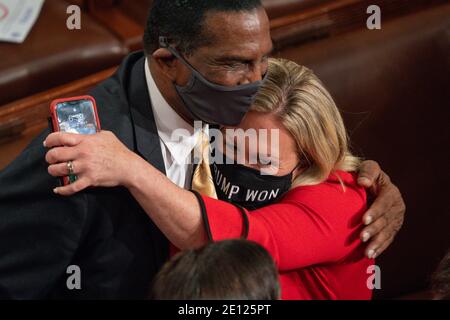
xmin=44 ymin=131 xmax=141 ymax=196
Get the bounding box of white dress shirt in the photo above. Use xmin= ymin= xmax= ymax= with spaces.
xmin=144 ymin=59 xmax=201 ymax=189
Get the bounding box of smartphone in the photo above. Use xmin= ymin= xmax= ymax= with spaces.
xmin=50 ymin=95 xmax=101 ymax=185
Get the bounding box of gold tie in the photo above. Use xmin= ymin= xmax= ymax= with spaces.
xmin=191 ymin=131 xmax=218 ymax=199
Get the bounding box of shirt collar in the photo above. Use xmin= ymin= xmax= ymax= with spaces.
xmin=145 ymin=58 xmax=203 ymax=164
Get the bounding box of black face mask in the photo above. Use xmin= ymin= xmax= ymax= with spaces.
xmin=211 ymin=162 xmax=293 ymax=210
xmin=159 ymin=37 xmax=266 ymax=126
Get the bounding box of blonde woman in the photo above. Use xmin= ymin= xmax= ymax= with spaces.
xmin=45 ymin=59 xmax=374 ymax=299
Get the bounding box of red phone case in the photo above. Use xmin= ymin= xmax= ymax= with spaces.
xmin=50 ymin=95 xmax=101 ymax=133
xmin=49 ymin=95 xmax=101 ymax=186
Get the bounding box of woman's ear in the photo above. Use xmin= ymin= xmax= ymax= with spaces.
xmin=152 ymin=48 xmax=179 ymax=81
xmin=292 ymin=157 xmax=306 ymax=180
xmin=292 ymin=166 xmax=303 ymax=180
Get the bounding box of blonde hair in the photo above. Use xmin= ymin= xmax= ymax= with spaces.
xmin=252 ymin=58 xmax=361 ymax=188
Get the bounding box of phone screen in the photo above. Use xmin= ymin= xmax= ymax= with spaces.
xmin=55 ymin=99 xmax=98 ymax=135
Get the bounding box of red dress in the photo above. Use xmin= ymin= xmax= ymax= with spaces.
xmin=197 ymin=170 xmax=374 ymax=300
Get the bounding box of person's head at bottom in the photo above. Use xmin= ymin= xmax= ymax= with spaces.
xmin=432 ymin=250 xmax=450 ymax=300
xmin=150 ymin=239 xmax=280 ymax=300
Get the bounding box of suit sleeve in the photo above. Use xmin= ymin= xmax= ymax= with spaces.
xmin=0 ymin=129 xmax=89 ymax=299
xmin=200 ymin=183 xmax=367 ymax=272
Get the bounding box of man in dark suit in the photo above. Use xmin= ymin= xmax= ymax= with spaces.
xmin=0 ymin=0 xmax=405 ymax=299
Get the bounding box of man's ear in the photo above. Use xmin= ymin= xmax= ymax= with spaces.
xmin=152 ymin=48 xmax=179 ymax=81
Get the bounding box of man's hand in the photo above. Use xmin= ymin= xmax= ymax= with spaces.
xmin=357 ymin=160 xmax=406 ymax=259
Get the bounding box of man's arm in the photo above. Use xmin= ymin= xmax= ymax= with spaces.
xmin=357 ymin=160 xmax=406 ymax=259
xmin=0 ymin=130 xmax=88 ymax=299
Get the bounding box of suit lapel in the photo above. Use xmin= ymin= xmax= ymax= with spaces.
xmin=125 ymin=54 xmax=166 ymax=175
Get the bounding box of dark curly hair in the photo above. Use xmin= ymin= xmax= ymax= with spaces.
xmin=143 ymin=0 xmax=262 ymax=56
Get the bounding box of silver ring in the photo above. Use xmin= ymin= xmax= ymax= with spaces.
xmin=67 ymin=161 xmax=74 ymax=175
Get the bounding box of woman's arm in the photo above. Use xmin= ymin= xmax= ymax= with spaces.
xmin=124 ymin=154 xmax=208 ymax=250
xmin=44 ymin=131 xmax=376 ymax=262
xmin=44 ymin=131 xmax=207 ymax=250
xmin=127 ymin=162 xmax=369 ymax=270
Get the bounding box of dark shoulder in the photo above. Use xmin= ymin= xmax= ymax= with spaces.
xmin=89 ymin=69 xmax=131 ymax=134
xmin=89 ymin=53 xmax=147 ymax=147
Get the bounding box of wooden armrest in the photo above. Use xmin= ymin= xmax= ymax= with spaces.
xmin=0 ymin=67 xmax=116 ymax=170
xmin=88 ymin=1 xmax=145 ymax=51
xmin=270 ymin=0 xmax=449 ymax=49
